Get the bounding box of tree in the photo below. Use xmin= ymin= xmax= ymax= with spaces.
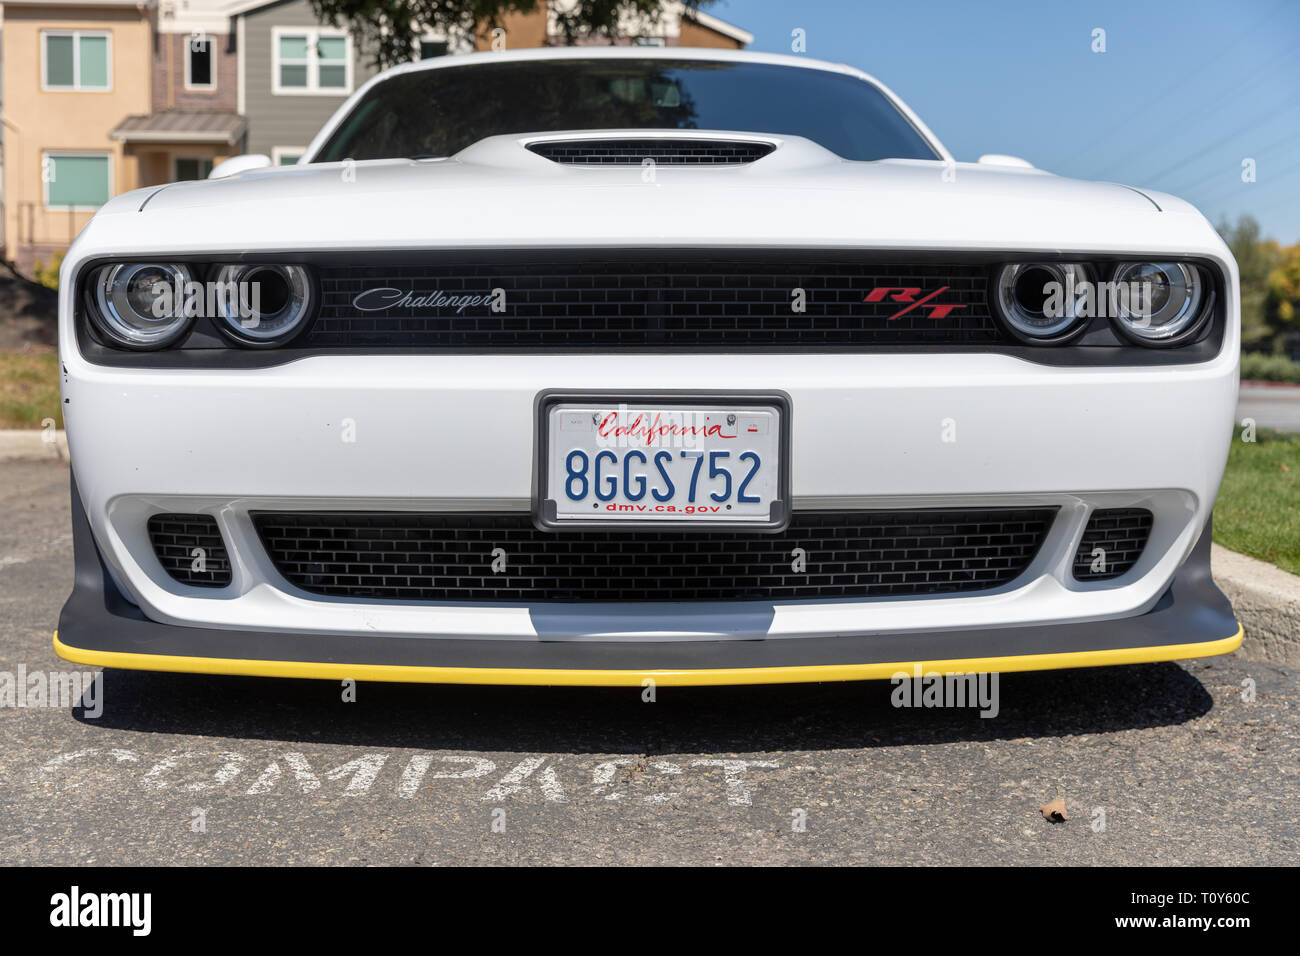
xmin=309 ymin=0 xmax=717 ymax=70
xmin=1218 ymin=215 xmax=1281 ymax=351
xmin=1266 ymin=243 xmax=1300 ymax=354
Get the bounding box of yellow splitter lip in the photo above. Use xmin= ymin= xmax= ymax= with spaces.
xmin=54 ymin=624 xmax=1242 ymax=688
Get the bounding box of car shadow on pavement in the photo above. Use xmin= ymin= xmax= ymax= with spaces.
xmin=73 ymin=657 xmax=1227 ymax=754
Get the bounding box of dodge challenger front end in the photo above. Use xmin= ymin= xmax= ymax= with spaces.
xmin=54 ymin=48 xmax=1241 ymax=686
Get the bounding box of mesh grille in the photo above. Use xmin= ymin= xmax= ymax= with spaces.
xmin=252 ymin=509 xmax=1056 ymax=603
xmin=309 ymin=254 xmax=998 ymax=349
xmin=526 ymin=139 xmax=776 ymax=165
xmin=1072 ymin=508 xmax=1153 ymax=580
xmin=147 ymin=513 xmax=232 ymax=587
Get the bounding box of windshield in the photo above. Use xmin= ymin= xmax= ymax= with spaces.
xmin=312 ymin=58 xmax=940 ymax=163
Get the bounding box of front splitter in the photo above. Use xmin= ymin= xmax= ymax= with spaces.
xmin=55 ymin=472 xmax=1241 ymax=685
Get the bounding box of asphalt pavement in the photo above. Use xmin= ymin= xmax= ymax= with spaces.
xmin=1238 ymin=384 xmax=1300 ymax=432
xmin=1 ymin=459 xmax=1295 ymax=865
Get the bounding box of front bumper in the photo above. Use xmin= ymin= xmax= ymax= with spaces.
xmin=55 ymin=474 xmax=1241 ymax=685
xmin=60 ymin=352 xmax=1238 ymax=639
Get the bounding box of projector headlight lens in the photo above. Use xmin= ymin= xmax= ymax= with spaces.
xmin=212 ymin=264 xmax=314 ymax=346
xmin=995 ymin=262 xmax=1091 ymax=342
xmin=1110 ymin=262 xmax=1204 ymax=344
xmin=89 ymin=262 xmax=195 ymax=349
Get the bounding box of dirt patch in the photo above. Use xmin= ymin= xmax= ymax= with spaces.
xmin=0 ymin=263 xmax=58 ymax=351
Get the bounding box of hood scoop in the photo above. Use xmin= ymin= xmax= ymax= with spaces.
xmin=526 ymin=138 xmax=776 ymax=166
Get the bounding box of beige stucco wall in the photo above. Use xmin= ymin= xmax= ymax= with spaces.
xmin=131 ymin=145 xmax=239 ymax=188
xmin=471 ymin=8 xmax=746 ymax=51
xmin=473 ymin=9 xmax=550 ymax=51
xmin=677 ymin=19 xmax=745 ymax=49
xmin=2 ymin=4 xmax=153 ymax=265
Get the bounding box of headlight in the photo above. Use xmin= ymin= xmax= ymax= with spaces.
xmin=1109 ymin=262 xmax=1205 ymax=345
xmin=212 ymin=264 xmax=315 ymax=346
xmin=994 ymin=262 xmax=1091 ymax=343
xmin=88 ymin=262 xmax=195 ymax=349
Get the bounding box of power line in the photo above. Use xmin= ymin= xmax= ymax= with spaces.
xmin=1134 ymin=97 xmax=1300 ymax=187
xmin=1091 ymin=42 xmax=1297 ymax=180
xmin=1068 ymin=0 xmax=1292 ymax=167
xmin=1164 ymin=132 xmax=1296 ymax=196
xmin=1191 ymin=157 xmax=1300 ymax=208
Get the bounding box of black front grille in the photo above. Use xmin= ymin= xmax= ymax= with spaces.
xmin=252 ymin=509 xmax=1056 ymax=603
xmin=308 ymin=253 xmax=998 ymax=350
xmin=527 ymin=139 xmax=776 ymax=165
xmin=148 ymin=513 xmax=232 ymax=587
xmin=1072 ymin=508 xmax=1153 ymax=580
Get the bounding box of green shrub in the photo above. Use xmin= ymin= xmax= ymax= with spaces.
xmin=1240 ymin=352 xmax=1300 ymax=384
xmin=32 ymin=251 xmax=64 ymax=290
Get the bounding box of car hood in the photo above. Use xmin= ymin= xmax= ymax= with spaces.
xmin=84 ymin=133 xmax=1215 ymax=257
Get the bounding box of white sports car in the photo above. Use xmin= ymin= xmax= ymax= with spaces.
xmin=54 ymin=46 xmax=1241 ymax=686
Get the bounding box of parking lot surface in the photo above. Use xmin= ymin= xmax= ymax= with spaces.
xmin=1 ymin=460 xmax=1295 ymax=865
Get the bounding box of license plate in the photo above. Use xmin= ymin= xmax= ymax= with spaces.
xmin=536 ymin=393 xmax=790 ymax=530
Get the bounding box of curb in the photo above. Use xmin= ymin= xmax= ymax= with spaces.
xmin=0 ymin=428 xmax=68 ymax=462
xmin=1240 ymin=380 xmax=1300 ymax=391
xmin=1213 ymin=544 xmax=1300 ymax=666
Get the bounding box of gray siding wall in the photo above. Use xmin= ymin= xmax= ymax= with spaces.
xmin=241 ymin=0 xmax=379 ymax=158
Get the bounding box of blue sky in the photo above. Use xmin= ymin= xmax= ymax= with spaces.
xmin=710 ymin=0 xmax=1300 ymax=243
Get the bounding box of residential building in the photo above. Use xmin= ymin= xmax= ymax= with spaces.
xmin=231 ymin=0 xmax=398 ymax=163
xmin=122 ymin=0 xmax=247 ymax=185
xmin=2 ymin=0 xmax=155 ymax=274
xmin=535 ymin=0 xmax=751 ymax=50
xmin=1 ymin=0 xmax=749 ymax=273
xmin=231 ymin=0 xmax=749 ymax=164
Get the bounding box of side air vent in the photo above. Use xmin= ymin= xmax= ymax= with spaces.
xmin=1072 ymin=508 xmax=1153 ymax=581
xmin=148 ymin=513 xmax=232 ymax=587
xmin=527 ymin=138 xmax=776 ymax=166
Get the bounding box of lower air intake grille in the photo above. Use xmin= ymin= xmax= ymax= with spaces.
xmin=148 ymin=513 xmax=232 ymax=587
xmin=252 ymin=509 xmax=1057 ymax=603
xmin=526 ymin=139 xmax=776 ymax=165
xmin=1072 ymin=508 xmax=1153 ymax=580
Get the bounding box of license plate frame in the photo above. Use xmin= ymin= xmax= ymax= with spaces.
xmin=533 ymin=390 xmax=792 ymax=532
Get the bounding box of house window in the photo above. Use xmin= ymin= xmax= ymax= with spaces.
xmin=317 ymin=36 xmax=348 ymax=88
xmin=44 ymin=153 xmax=111 ymax=208
xmin=419 ymin=40 xmax=448 ymax=59
xmin=42 ymin=31 xmax=111 ymax=91
xmin=186 ymin=34 xmax=216 ymax=90
xmin=274 ymin=29 xmax=351 ymax=94
xmin=272 ymin=147 xmax=304 ymax=166
xmin=175 ymin=158 xmax=214 ymax=181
